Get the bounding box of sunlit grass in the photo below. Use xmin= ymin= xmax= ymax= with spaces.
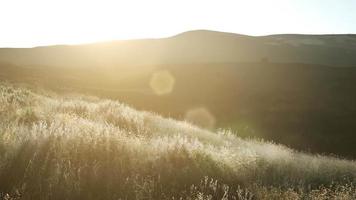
xmin=0 ymin=82 xmax=355 ymax=199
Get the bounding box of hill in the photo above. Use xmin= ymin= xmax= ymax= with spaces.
xmin=1 ymin=61 xmax=356 ymax=158
xmin=1 ymin=30 xmax=356 ymax=68
xmin=1 ymin=30 xmax=356 ymax=159
xmin=0 ymin=82 xmax=356 ymax=199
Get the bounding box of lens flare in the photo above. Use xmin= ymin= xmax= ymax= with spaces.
xmin=184 ymin=107 xmax=216 ymax=129
xmin=149 ymin=70 xmax=175 ymax=95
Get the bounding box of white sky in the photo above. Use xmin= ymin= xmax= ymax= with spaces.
xmin=0 ymin=0 xmax=355 ymax=47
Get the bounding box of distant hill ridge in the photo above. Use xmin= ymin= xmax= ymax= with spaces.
xmin=1 ymin=30 xmax=356 ymax=68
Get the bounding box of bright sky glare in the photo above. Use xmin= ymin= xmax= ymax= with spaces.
xmin=0 ymin=0 xmax=355 ymax=47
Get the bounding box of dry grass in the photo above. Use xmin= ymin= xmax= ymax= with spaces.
xmin=0 ymin=82 xmax=355 ymax=199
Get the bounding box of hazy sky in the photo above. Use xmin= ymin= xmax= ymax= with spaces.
xmin=0 ymin=0 xmax=355 ymax=47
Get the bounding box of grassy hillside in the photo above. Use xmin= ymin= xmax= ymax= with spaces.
xmin=1 ymin=61 xmax=356 ymax=158
xmin=1 ymin=30 xmax=356 ymax=159
xmin=0 ymin=82 xmax=355 ymax=199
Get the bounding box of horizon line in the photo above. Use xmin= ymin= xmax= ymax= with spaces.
xmin=1 ymin=29 xmax=356 ymax=49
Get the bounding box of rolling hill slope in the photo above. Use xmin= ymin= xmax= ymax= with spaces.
xmin=0 ymin=82 xmax=356 ymax=199
xmin=1 ymin=30 xmax=356 ymax=159
xmin=1 ymin=61 xmax=356 ymax=158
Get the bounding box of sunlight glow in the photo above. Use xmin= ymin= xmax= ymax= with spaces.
xmin=0 ymin=0 xmax=355 ymax=47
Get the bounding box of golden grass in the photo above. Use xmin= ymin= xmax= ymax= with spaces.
xmin=0 ymin=82 xmax=355 ymax=199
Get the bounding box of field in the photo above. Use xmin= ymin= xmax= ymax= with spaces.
xmin=1 ymin=82 xmax=355 ymax=199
